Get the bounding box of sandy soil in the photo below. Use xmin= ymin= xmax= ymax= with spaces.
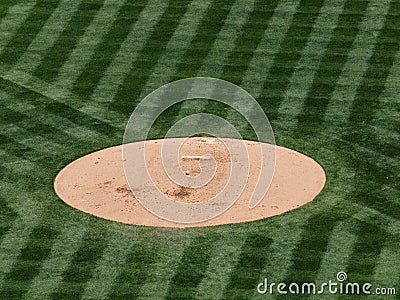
xmin=54 ymin=137 xmax=326 ymax=228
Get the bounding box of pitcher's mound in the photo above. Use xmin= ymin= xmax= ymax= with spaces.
xmin=54 ymin=138 xmax=326 ymax=228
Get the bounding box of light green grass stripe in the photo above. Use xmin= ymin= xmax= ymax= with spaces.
xmin=89 ymin=0 xmax=168 ymax=106
xmin=198 ymin=0 xmax=256 ymax=76
xmin=0 ymin=69 xmax=125 ymax=132
xmin=240 ymin=0 xmax=301 ymax=98
xmin=136 ymin=238 xmax=191 ymax=300
xmin=81 ymin=233 xmax=134 ymax=299
xmin=0 ymin=184 xmax=40 ymax=289
xmin=323 ymin=0 xmax=392 ymax=127
xmin=0 ymin=90 xmax=101 ymax=150
xmin=353 ymin=206 xmax=400 ymax=237
xmin=9 ymin=0 xmax=82 ymax=75
xmin=373 ymin=240 xmax=400 ymax=292
xmin=49 ymin=0 xmax=126 ymax=94
xmin=351 ymin=206 xmax=400 ymax=293
xmin=195 ymin=233 xmax=247 ymax=300
xmin=0 ymin=0 xmax=37 ymax=54
xmin=371 ymin=48 xmax=400 ymax=137
xmin=225 ymin=0 xmax=300 ymax=134
xmin=252 ymin=224 xmax=304 ymax=300
xmin=23 ymin=225 xmax=87 ymax=300
xmin=0 ymin=217 xmax=39 ymax=286
xmin=136 ymin=0 xmax=213 ymax=100
xmin=1 ymin=115 xmax=75 ymax=156
xmin=178 ymin=0 xmax=256 ymax=114
xmin=309 ymin=219 xmax=358 ymax=300
xmin=276 ymin=0 xmax=346 ymax=130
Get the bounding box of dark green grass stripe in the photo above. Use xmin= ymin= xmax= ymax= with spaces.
xmin=257 ymin=0 xmax=326 ymax=121
xmin=0 ymin=1 xmax=20 ymax=20
xmin=294 ymin=0 xmax=369 ymax=136
xmin=0 ymin=77 xmax=121 ymax=140
xmin=50 ymin=232 xmax=108 ymax=300
xmin=72 ymin=0 xmax=148 ymax=99
xmin=108 ymin=243 xmax=158 ymax=299
xmin=275 ymin=212 xmax=346 ymax=300
xmin=199 ymin=0 xmax=280 ymax=126
xmin=337 ymin=220 xmax=389 ymax=300
xmin=164 ymin=235 xmax=217 ymax=300
xmin=0 ymin=225 xmax=58 ymax=299
xmin=0 ymin=0 xmax=60 ymax=66
xmin=220 ymin=0 xmax=280 ymax=86
xmin=0 ymin=133 xmax=62 ymax=171
xmin=221 ymin=234 xmax=272 ymax=300
xmin=0 ymin=194 xmax=17 ymax=222
xmin=141 ymin=0 xmax=236 ymax=137
xmin=0 ymin=195 xmax=18 ymax=246
xmin=109 ymin=0 xmax=194 ymax=115
xmin=172 ymin=0 xmax=239 ymax=80
xmin=33 ymin=0 xmax=103 ymax=82
xmin=344 ymin=2 xmax=400 ymax=139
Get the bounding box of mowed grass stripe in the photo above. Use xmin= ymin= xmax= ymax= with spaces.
xmin=23 ymin=225 xmax=86 ymax=300
xmin=0 ymin=0 xmax=38 ymax=55
xmin=294 ymin=0 xmax=370 ymax=136
xmin=370 ymin=48 xmax=400 ymax=148
xmin=108 ymin=242 xmax=158 ymax=299
xmin=223 ymin=0 xmax=300 ymax=135
xmin=135 ymin=0 xmax=213 ymax=100
xmin=136 ymin=236 xmax=192 ymax=300
xmin=0 ymin=187 xmax=40 ymax=291
xmin=0 ymin=89 xmax=97 ymax=153
xmin=33 ymin=1 xmax=101 ymax=82
xmin=172 ymin=0 xmax=257 ymax=128
xmin=179 ymin=0 xmax=257 ymax=104
xmin=110 ymin=0 xmax=193 ymax=115
xmin=323 ymin=0 xmax=392 ymax=128
xmin=81 ymin=0 xmax=167 ymax=120
xmin=144 ymin=0 xmax=236 ymax=137
xmin=81 ymin=233 xmax=134 ymax=299
xmin=221 ymin=234 xmax=273 ymax=299
xmin=275 ymin=212 xmax=345 ymax=300
xmin=48 ymin=0 xmax=126 ymax=94
xmin=309 ymin=218 xmax=358 ymax=300
xmin=195 ymin=233 xmax=247 ymax=300
xmin=172 ymin=0 xmax=236 ymax=79
xmin=0 ymin=0 xmax=60 ymax=67
xmin=342 ymin=219 xmax=388 ymax=288
xmin=344 ymin=1 xmax=400 ymax=147
xmin=50 ymin=231 xmax=109 ymax=299
xmin=9 ymin=0 xmax=82 ymax=75
xmin=220 ymin=0 xmax=280 ymax=86
xmin=256 ymin=224 xmax=304 ymax=300
xmin=0 ymin=225 xmax=59 ymax=299
xmin=165 ymin=235 xmax=218 ymax=300
xmin=257 ymin=0 xmax=326 ymax=122
xmin=0 ymin=1 xmax=21 ymax=20
xmin=373 ymin=232 xmax=400 ymax=292
xmin=240 ymin=0 xmax=301 ymax=98
xmin=72 ymin=0 xmax=149 ymax=99
xmin=197 ymin=0 xmax=257 ymax=77
xmin=0 ymin=74 xmax=122 ymax=143
xmin=276 ymin=0 xmax=347 ymax=130
xmin=1 ymin=98 xmax=105 ymax=148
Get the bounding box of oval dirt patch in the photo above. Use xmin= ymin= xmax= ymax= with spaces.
xmin=54 ymin=138 xmax=326 ymax=228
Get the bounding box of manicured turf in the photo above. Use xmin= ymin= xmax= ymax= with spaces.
xmin=0 ymin=0 xmax=399 ymax=299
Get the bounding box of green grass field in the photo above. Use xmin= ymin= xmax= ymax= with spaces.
xmin=0 ymin=0 xmax=399 ymax=299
